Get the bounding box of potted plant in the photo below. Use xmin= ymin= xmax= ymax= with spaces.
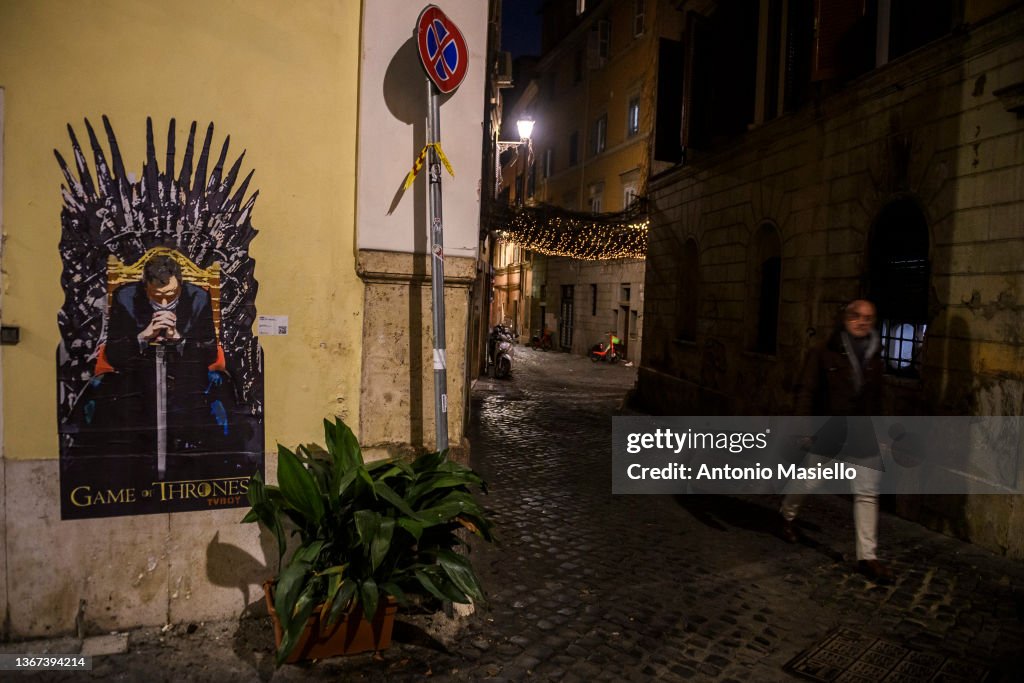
xmin=242 ymin=417 xmax=495 ymax=665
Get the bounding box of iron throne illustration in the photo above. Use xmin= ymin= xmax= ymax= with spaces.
xmin=55 ymin=115 xmax=264 ymax=489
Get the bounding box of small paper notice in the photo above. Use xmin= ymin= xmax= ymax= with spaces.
xmin=258 ymin=315 xmax=289 ymax=336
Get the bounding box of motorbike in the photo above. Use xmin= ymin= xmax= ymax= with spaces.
xmin=488 ymin=324 xmax=515 ymax=379
xmin=589 ymin=332 xmax=622 ymax=363
xmin=529 ymin=327 xmax=554 ymax=351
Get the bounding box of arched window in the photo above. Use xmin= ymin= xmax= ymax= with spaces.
xmin=868 ymin=198 xmax=930 ymax=376
xmin=676 ymin=238 xmax=699 ymax=341
xmin=751 ymin=223 xmax=781 ymax=354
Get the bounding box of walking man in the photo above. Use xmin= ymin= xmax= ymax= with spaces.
xmin=780 ymin=299 xmax=895 ymax=584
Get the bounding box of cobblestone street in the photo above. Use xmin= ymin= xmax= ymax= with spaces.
xmin=11 ymin=347 xmax=1024 ymax=681
xmin=455 ymin=348 xmax=1024 ymax=682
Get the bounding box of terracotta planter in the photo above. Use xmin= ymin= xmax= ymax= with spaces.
xmin=264 ymin=581 xmax=398 ymax=662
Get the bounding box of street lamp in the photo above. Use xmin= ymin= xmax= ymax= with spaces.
xmin=516 ymin=116 xmax=535 ymax=142
xmin=496 ymin=116 xmax=536 ymax=204
xmin=496 ymin=116 xmax=535 ymax=153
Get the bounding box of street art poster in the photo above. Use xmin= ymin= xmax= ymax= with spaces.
xmin=55 ymin=116 xmax=264 ymax=519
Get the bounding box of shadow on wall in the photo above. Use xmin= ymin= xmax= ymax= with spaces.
xmin=895 ymin=314 xmax=974 ymax=540
xmin=933 ymin=315 xmax=972 ymax=539
xmin=386 ymin=35 xmax=427 ymax=449
xmin=204 ymin=529 xmax=277 ymax=615
xmin=382 ymin=33 xmax=454 ymax=217
xmin=206 ymin=525 xmax=279 ymax=675
xmin=385 ymin=35 xmax=429 ymax=216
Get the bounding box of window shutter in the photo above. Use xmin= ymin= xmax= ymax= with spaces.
xmin=681 ymin=12 xmax=711 ymax=151
xmin=811 ymin=0 xmax=865 ymax=81
xmin=654 ymin=38 xmax=685 ymax=162
xmin=587 ymin=24 xmax=600 ymax=69
xmin=783 ymin=0 xmax=814 ymax=112
xmin=868 ymin=199 xmax=930 ymax=322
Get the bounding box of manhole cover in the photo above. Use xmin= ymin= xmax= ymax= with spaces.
xmin=784 ymin=628 xmax=993 ymax=682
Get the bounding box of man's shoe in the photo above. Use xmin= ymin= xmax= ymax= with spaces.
xmin=857 ymin=559 xmax=894 ymax=584
xmin=780 ymin=517 xmax=800 ymax=544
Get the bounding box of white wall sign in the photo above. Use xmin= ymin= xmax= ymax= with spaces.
xmin=258 ymin=315 xmax=289 ymax=336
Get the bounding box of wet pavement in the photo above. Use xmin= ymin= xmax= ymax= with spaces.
xmin=9 ymin=347 xmax=1024 ymax=681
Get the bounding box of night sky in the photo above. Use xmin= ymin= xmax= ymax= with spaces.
xmin=502 ymin=0 xmax=545 ymax=57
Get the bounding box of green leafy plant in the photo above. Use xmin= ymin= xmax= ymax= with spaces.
xmin=242 ymin=417 xmax=495 ymax=665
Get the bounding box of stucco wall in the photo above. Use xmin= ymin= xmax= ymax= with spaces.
xmin=0 ymin=86 xmax=7 ymax=638
xmin=1 ymin=451 xmax=285 ymax=638
xmin=356 ymin=0 xmax=485 ymax=258
xmin=638 ymin=8 xmax=1024 ymax=555
xmin=0 ymin=0 xmax=362 ymax=637
xmin=0 ymin=0 xmax=363 ymax=459
xmin=355 ymin=0 xmax=487 ymax=454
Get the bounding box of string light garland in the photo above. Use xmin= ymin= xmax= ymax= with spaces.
xmin=488 ymin=200 xmax=649 ymax=260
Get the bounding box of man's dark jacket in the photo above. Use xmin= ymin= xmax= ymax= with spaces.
xmin=101 ymin=281 xmax=219 ymax=451
xmin=796 ymin=326 xmax=883 ymax=459
xmin=105 ymin=281 xmax=217 ymax=369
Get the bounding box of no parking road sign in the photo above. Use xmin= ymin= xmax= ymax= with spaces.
xmin=414 ymin=4 xmax=470 ymax=453
xmin=417 ymin=5 xmax=468 ymax=94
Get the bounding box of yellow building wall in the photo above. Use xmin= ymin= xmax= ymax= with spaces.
xmin=537 ymin=0 xmax=679 ymax=212
xmin=0 ymin=0 xmax=362 ymax=459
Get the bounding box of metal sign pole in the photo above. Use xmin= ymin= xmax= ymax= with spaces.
xmin=427 ymin=79 xmax=449 ymax=452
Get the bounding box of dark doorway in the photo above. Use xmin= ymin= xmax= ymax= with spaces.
xmin=559 ymin=285 xmax=575 ymax=349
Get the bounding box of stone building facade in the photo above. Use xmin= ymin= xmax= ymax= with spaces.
xmin=538 ymin=258 xmax=647 ymax=360
xmin=637 ymin=0 xmax=1024 ymax=556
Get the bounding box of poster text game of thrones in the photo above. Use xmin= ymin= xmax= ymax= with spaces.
xmin=55 ymin=116 xmax=264 ymax=519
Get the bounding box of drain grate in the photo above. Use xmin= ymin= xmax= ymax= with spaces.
xmin=784 ymin=628 xmax=992 ymax=682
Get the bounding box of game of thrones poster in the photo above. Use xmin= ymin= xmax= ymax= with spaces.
xmin=54 ymin=116 xmax=264 ymax=519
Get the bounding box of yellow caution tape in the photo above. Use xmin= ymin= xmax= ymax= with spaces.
xmin=402 ymin=143 xmax=455 ymax=190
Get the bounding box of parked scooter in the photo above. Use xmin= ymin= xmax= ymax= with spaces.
xmin=589 ymin=332 xmax=622 ymax=363
xmin=529 ymin=327 xmax=554 ymax=351
xmin=488 ymin=324 xmax=515 ymax=379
